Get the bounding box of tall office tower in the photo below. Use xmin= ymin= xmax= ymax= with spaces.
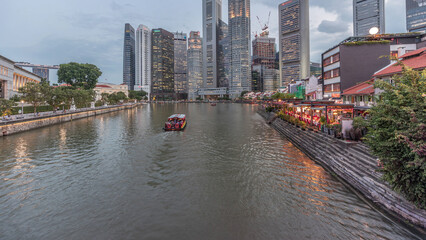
xmin=218 ymin=20 xmax=230 ymax=88
xmin=188 ymin=31 xmax=204 ymax=100
xmin=279 ymin=0 xmax=310 ymax=87
xmin=406 ymin=0 xmax=426 ymax=32
xmin=135 ymin=25 xmax=151 ymax=96
xmin=252 ymin=34 xmax=276 ymax=69
xmin=32 ymin=68 xmax=50 ymax=81
xmin=151 ymin=29 xmax=175 ymax=100
xmin=123 ymin=23 xmax=136 ymax=90
xmin=353 ymin=0 xmax=385 ymax=36
xmin=202 ymin=0 xmax=222 ymax=88
xmin=229 ymin=0 xmax=251 ymax=94
xmin=174 ymin=32 xmax=188 ymax=100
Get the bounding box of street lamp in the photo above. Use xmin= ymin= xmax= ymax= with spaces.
xmin=20 ymin=100 xmax=24 ymax=117
xmin=369 ymin=27 xmax=379 ymax=35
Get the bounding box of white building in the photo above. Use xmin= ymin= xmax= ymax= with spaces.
xmin=0 ymin=55 xmax=41 ymax=100
xmin=94 ymin=83 xmax=129 ymax=101
xmin=305 ymin=75 xmax=323 ymax=100
xmin=135 ymin=24 xmax=151 ymax=98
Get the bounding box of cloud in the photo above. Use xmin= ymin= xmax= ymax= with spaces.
xmin=318 ymin=20 xmax=350 ymax=34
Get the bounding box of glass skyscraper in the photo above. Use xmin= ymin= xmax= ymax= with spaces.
xmin=123 ymin=23 xmax=135 ymax=90
xmin=151 ymin=29 xmax=175 ymax=100
xmin=228 ymin=0 xmax=251 ymax=95
xmin=406 ymin=0 xmax=426 ymax=32
xmin=174 ymin=32 xmax=188 ymax=99
xmin=353 ymin=0 xmax=385 ymax=36
xmin=202 ymin=0 xmax=222 ymax=88
xmin=135 ymin=24 xmax=151 ymax=96
xmin=279 ymin=0 xmax=310 ymax=87
xmin=188 ymin=31 xmax=203 ymax=100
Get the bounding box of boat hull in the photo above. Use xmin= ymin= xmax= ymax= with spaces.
xmin=164 ymin=121 xmax=187 ymax=131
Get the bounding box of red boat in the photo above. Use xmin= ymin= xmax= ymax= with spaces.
xmin=164 ymin=114 xmax=187 ymax=131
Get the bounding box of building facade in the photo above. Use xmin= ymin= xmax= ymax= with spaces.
xmin=174 ymin=32 xmax=188 ymax=100
xmin=187 ymin=31 xmax=204 ymax=100
xmin=252 ymin=65 xmax=279 ymax=92
xmin=123 ymin=23 xmax=136 ymax=90
xmin=135 ymin=25 xmax=151 ymax=97
xmin=0 ymin=55 xmax=41 ymax=100
xmin=94 ymin=83 xmax=129 ymax=101
xmin=279 ymin=0 xmax=310 ymax=88
xmin=321 ymin=39 xmax=390 ymax=100
xmin=252 ymin=35 xmax=276 ymax=69
xmin=202 ymin=0 xmax=222 ymax=88
xmin=151 ymin=28 xmax=175 ymax=100
xmin=406 ymin=0 xmax=426 ymax=32
xmin=229 ymin=0 xmax=252 ymax=95
xmin=218 ymin=20 xmax=230 ymax=88
xmin=353 ymin=0 xmax=385 ymax=36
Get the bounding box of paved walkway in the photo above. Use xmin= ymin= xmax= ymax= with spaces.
xmin=0 ymin=104 xmax=135 ymax=124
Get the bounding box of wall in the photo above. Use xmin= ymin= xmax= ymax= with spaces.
xmin=0 ymin=104 xmax=140 ymax=137
xmin=340 ymin=43 xmax=390 ymax=91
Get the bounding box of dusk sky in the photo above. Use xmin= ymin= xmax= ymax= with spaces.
xmin=0 ymin=0 xmax=406 ymax=84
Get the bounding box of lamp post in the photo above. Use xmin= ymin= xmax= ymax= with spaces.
xmin=20 ymin=100 xmax=24 ymax=117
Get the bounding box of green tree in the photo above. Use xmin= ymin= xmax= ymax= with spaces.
xmin=45 ymin=87 xmax=66 ymax=111
xmin=271 ymin=92 xmax=296 ymax=100
xmin=19 ymin=82 xmax=46 ymax=114
xmin=57 ymin=62 xmax=102 ymax=90
xmin=9 ymin=94 xmax=21 ymax=102
xmin=0 ymin=99 xmax=16 ymax=116
xmin=240 ymin=91 xmax=249 ymax=98
xmin=364 ymin=66 xmax=426 ymax=208
xmin=128 ymin=90 xmax=147 ymax=101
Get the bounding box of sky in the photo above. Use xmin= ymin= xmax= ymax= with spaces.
xmin=0 ymin=0 xmax=406 ymax=84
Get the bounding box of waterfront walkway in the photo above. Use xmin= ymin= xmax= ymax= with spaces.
xmin=258 ymin=110 xmax=426 ymax=231
xmin=0 ymin=103 xmax=137 ymax=125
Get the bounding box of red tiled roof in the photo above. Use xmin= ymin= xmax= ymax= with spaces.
xmin=342 ymin=79 xmax=375 ymax=96
xmin=95 ymin=85 xmax=112 ymax=88
xmin=306 ymin=91 xmax=316 ymax=96
xmin=374 ymin=47 xmax=426 ymax=77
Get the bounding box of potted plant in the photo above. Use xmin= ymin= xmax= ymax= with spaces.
xmin=300 ymin=121 xmax=307 ymax=131
xmin=332 ymin=124 xmax=342 ymax=138
xmin=319 ymin=116 xmax=326 ymax=133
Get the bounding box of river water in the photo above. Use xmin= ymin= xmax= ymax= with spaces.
xmin=0 ymin=104 xmax=420 ymax=239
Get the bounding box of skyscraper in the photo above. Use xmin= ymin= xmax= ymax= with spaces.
xmin=252 ymin=34 xmax=276 ymax=69
xmin=218 ymin=20 xmax=230 ymax=88
xmin=406 ymin=0 xmax=426 ymax=32
xmin=279 ymin=0 xmax=310 ymax=87
xmin=228 ymin=0 xmax=251 ymax=95
xmin=151 ymin=28 xmax=175 ymax=100
xmin=187 ymin=31 xmax=203 ymax=100
xmin=202 ymin=0 xmax=222 ymax=88
xmin=123 ymin=23 xmax=135 ymax=90
xmin=135 ymin=24 xmax=151 ymax=96
xmin=353 ymin=0 xmax=385 ymax=36
xmin=174 ymin=32 xmax=188 ymax=100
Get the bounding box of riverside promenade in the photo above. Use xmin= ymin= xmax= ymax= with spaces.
xmin=0 ymin=103 xmax=142 ymax=137
xmin=258 ymin=110 xmax=426 ymax=232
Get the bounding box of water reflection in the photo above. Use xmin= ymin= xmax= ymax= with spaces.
xmin=0 ymin=104 xmax=421 ymax=240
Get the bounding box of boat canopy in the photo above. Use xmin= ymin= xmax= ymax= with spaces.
xmin=168 ymin=114 xmax=186 ymax=120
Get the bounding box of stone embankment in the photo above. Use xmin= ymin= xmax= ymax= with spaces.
xmin=258 ymin=110 xmax=426 ymax=231
xmin=0 ymin=104 xmax=141 ymax=137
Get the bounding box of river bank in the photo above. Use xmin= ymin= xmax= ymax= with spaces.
xmin=0 ymin=103 xmax=142 ymax=137
xmin=258 ymin=110 xmax=426 ymax=232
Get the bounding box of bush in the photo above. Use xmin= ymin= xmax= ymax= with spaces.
xmin=364 ymin=67 xmax=425 ymax=208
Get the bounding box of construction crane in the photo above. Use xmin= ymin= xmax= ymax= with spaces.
xmin=256 ymin=11 xmax=271 ymax=37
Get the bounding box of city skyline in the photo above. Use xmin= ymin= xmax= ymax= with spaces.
xmin=0 ymin=0 xmax=406 ymax=85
